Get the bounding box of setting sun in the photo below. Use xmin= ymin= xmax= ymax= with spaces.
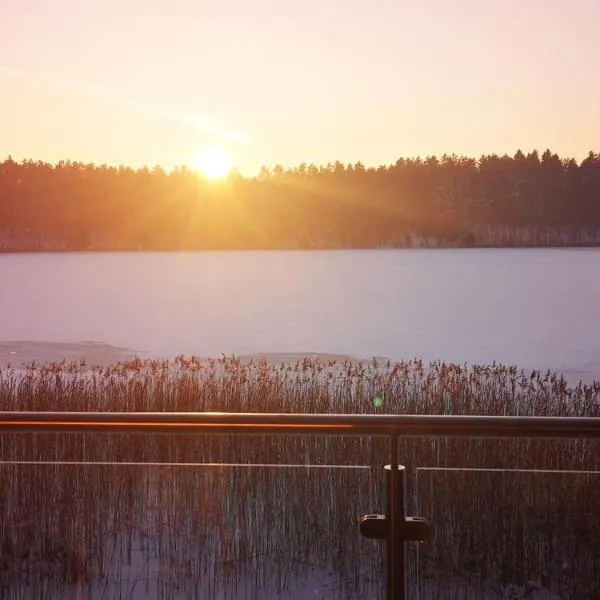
xmin=193 ymin=145 xmax=231 ymax=180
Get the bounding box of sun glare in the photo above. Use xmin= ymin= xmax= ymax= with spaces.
xmin=193 ymin=145 xmax=231 ymax=180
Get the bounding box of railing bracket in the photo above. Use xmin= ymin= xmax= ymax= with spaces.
xmin=359 ymin=514 xmax=431 ymax=542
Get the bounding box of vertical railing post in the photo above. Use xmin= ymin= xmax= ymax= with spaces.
xmin=386 ymin=435 xmax=406 ymax=600
xmin=361 ymin=448 xmax=429 ymax=597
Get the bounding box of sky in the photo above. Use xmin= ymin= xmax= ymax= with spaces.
xmin=1 ymin=0 xmax=599 ymax=175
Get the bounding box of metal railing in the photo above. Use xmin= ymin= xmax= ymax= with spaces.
xmin=2 ymin=411 xmax=600 ymax=599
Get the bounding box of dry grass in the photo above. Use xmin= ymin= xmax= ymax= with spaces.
xmin=0 ymin=356 xmax=598 ymax=599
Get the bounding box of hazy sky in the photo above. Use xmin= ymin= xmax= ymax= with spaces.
xmin=1 ymin=0 xmax=599 ymax=174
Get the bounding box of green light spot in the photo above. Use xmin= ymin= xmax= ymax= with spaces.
xmin=373 ymin=396 xmax=384 ymax=408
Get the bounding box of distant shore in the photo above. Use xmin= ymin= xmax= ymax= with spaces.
xmin=2 ymin=224 xmax=600 ymax=252
xmin=1 ymin=242 xmax=600 ymax=253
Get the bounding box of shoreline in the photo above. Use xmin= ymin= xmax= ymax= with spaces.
xmin=1 ymin=341 xmax=599 ymax=386
xmin=1 ymin=244 xmax=600 ymax=254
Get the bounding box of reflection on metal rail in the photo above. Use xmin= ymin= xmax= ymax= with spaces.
xmin=1 ymin=411 xmax=600 ymax=437
xmin=1 ymin=412 xmax=599 ymax=599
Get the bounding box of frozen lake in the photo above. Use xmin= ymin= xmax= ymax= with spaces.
xmin=1 ymin=248 xmax=600 ymax=381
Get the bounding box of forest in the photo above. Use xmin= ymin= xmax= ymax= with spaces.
xmin=1 ymin=149 xmax=600 ymax=251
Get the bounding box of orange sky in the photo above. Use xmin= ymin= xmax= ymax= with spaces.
xmin=2 ymin=0 xmax=599 ymax=175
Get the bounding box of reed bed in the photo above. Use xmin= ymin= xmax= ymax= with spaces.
xmin=0 ymin=356 xmax=598 ymax=599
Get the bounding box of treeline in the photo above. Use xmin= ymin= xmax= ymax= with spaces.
xmin=1 ymin=149 xmax=600 ymax=251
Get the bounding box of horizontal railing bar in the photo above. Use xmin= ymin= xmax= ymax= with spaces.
xmin=2 ymin=462 xmax=596 ymax=473
xmin=0 ymin=460 xmax=370 ymax=469
xmin=0 ymin=412 xmax=599 ymax=438
xmin=417 ymin=467 xmax=600 ymax=475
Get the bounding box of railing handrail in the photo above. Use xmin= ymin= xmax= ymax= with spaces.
xmin=0 ymin=412 xmax=599 ymax=438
